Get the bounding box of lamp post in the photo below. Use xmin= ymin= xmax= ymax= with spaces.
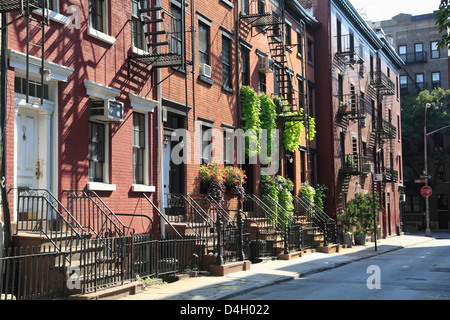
xmin=424 ymin=103 xmax=431 ymax=237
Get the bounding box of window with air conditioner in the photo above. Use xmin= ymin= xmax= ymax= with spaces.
xmin=89 ymin=99 xmax=124 ymax=122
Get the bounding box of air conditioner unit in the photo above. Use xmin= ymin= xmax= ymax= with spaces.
xmin=258 ymin=55 xmax=273 ymax=73
xmin=199 ymin=63 xmax=212 ymax=78
xmin=89 ymin=99 xmax=124 ymax=122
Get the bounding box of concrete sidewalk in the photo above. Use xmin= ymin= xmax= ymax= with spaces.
xmin=118 ymin=233 xmax=442 ymax=301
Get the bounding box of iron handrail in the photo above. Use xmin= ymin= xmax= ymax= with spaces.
xmin=141 ymin=192 xmax=183 ymax=239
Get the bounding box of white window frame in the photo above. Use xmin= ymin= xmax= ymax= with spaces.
xmin=84 ymin=80 xmax=121 ymax=191
xmin=88 ymin=0 xmax=116 ymax=45
xmin=129 ymin=93 xmax=157 ymax=193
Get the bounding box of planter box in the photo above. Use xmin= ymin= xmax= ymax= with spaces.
xmin=354 ymin=234 xmax=366 ymax=246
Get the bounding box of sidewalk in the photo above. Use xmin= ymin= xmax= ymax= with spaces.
xmin=118 ymin=233 xmax=441 ymax=301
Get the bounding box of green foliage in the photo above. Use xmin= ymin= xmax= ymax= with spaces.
xmin=313 ymin=184 xmax=328 ymax=212
xmin=401 ymin=88 xmax=450 ymax=182
xmin=435 ymin=0 xmax=450 ymax=49
xmin=300 ymin=182 xmax=315 ymax=208
xmin=338 ymin=193 xmax=379 ymax=235
xmin=240 ymin=86 xmax=261 ymax=157
xmin=260 ymin=175 xmax=295 ymax=230
xmin=259 ymin=94 xmax=278 ymax=160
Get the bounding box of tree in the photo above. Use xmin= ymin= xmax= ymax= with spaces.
xmin=401 ymin=89 xmax=450 ymax=184
xmin=435 ymin=0 xmax=450 ymax=49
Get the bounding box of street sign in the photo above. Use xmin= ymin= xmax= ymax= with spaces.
xmin=415 ymin=179 xmax=427 ymax=184
xmin=421 ymin=186 xmax=432 ymax=198
xmin=373 ymin=174 xmax=383 ymax=182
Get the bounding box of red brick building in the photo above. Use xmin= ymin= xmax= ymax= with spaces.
xmin=0 ymin=0 xmax=319 ymax=240
xmin=300 ymin=0 xmax=405 ymax=238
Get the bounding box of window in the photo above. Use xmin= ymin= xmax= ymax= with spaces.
xmin=416 ymin=73 xmax=424 ymax=90
xmin=298 ymin=78 xmax=305 ymax=108
xmin=257 ymin=0 xmax=265 ymax=14
xmin=48 ymin=0 xmax=58 ymax=11
xmin=89 ymin=0 xmax=106 ymax=33
xmin=89 ymin=121 xmax=106 ymax=182
xmin=436 ymin=163 xmax=446 ymax=181
xmin=242 ymin=0 xmax=250 ymax=15
xmin=222 ymin=36 xmax=232 ymax=89
xmin=432 ymin=72 xmax=441 ymax=89
xmin=405 ymin=195 xmax=421 ymax=213
xmin=431 ymin=41 xmax=440 ymax=59
xmin=199 ymin=22 xmax=210 ymax=66
xmin=414 ymin=43 xmax=424 ymax=61
xmin=300 ymin=150 xmax=306 ymax=182
xmin=241 ymin=47 xmax=250 ymax=86
xmin=398 ymin=45 xmax=406 ymax=62
xmin=133 ymin=112 xmax=146 ymax=184
xmin=307 ymin=39 xmax=313 ymax=63
xmin=258 ymin=71 xmax=266 ymax=94
xmin=297 ymin=31 xmax=303 ymax=57
xmin=201 ymin=124 xmax=212 ymax=164
xmin=223 ymin=126 xmax=234 ymax=165
xmin=132 ymin=0 xmax=145 ymax=50
xmin=15 ymin=76 xmax=49 ymax=100
xmin=171 ymin=5 xmax=182 ymax=55
xmin=272 ymin=11 xmax=281 ymax=38
xmin=285 ymin=24 xmax=291 ymax=47
xmin=437 ymin=194 xmax=448 ymax=210
xmin=400 ymin=75 xmax=408 ymax=93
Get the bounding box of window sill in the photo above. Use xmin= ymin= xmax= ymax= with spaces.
xmin=33 ymin=9 xmax=68 ymax=25
xmin=220 ymin=0 xmax=234 ymax=8
xmin=87 ymin=26 xmax=116 ymax=45
xmin=87 ymin=182 xmax=116 ymax=192
xmin=222 ymin=85 xmax=235 ymax=94
xmin=131 ymin=184 xmax=156 ymax=193
xmin=199 ymin=75 xmax=214 ymax=85
xmin=131 ymin=46 xmax=149 ymax=56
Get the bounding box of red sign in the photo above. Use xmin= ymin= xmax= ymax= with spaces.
xmin=421 ymin=186 xmax=433 ymax=198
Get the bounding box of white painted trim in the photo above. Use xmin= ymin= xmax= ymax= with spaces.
xmin=84 ymin=80 xmax=121 ymax=100
xmin=129 ymin=93 xmax=158 ymax=113
xmin=33 ymin=8 xmax=69 ymax=25
xmin=86 ymin=182 xmax=117 ymax=192
xmin=8 ymin=50 xmax=74 ymax=82
xmin=131 ymin=184 xmax=156 ymax=193
xmin=87 ymin=26 xmax=116 ymax=45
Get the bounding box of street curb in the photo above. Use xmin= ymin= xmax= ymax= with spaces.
xmin=216 ymin=237 xmax=436 ymax=300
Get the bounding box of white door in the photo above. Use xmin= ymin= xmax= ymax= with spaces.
xmin=16 ymin=110 xmax=39 ymax=190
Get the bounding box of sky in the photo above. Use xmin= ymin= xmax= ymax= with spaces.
xmin=349 ymin=0 xmax=442 ymax=21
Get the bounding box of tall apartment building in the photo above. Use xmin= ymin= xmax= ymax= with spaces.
xmin=300 ymin=0 xmax=405 ymax=238
xmin=370 ymin=12 xmax=450 ymax=231
xmin=369 ymin=12 xmax=449 ymax=96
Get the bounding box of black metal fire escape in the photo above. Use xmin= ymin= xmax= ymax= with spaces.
xmin=128 ymin=0 xmax=196 ymax=131
xmin=0 ymin=0 xmax=50 ymax=252
xmin=335 ymin=33 xmax=369 ymax=193
xmin=240 ymin=0 xmax=306 ymax=117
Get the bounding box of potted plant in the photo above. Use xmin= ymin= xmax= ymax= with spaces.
xmin=199 ymin=163 xmax=226 ymax=204
xmin=337 ymin=209 xmax=354 ymax=248
xmin=223 ymin=166 xmax=247 ymax=200
xmin=347 ymin=193 xmax=379 ymax=246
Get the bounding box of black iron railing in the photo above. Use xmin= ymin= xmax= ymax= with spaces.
xmin=62 ymin=190 xmax=132 ymax=238
xmin=294 ymin=195 xmax=338 ymax=247
xmin=15 ymin=188 xmax=87 ymax=261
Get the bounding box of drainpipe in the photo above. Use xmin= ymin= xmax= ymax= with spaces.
xmin=156 ymin=0 xmax=165 ymax=239
xmin=1 ymin=11 xmax=12 ymax=253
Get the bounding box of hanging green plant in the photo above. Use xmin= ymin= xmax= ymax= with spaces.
xmin=240 ymin=86 xmax=261 ymax=157
xmin=259 ymin=94 xmax=278 ymax=161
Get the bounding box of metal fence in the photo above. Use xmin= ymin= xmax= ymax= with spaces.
xmin=0 ymin=234 xmax=205 ymax=300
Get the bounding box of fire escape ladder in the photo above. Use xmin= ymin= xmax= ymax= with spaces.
xmin=0 ymin=0 xmax=50 ymax=105
xmin=129 ymin=0 xmax=196 ymax=131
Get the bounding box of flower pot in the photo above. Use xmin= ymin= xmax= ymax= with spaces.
xmin=354 ymin=233 xmax=366 ymax=246
xmin=343 ymin=232 xmax=353 ymax=248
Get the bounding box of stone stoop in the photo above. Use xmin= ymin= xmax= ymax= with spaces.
xmin=277 ymin=248 xmax=315 ymax=260
xmin=67 ymin=282 xmax=144 ymax=300
xmin=315 ymin=243 xmax=342 ymax=254
xmin=209 ymin=260 xmax=251 ymax=276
